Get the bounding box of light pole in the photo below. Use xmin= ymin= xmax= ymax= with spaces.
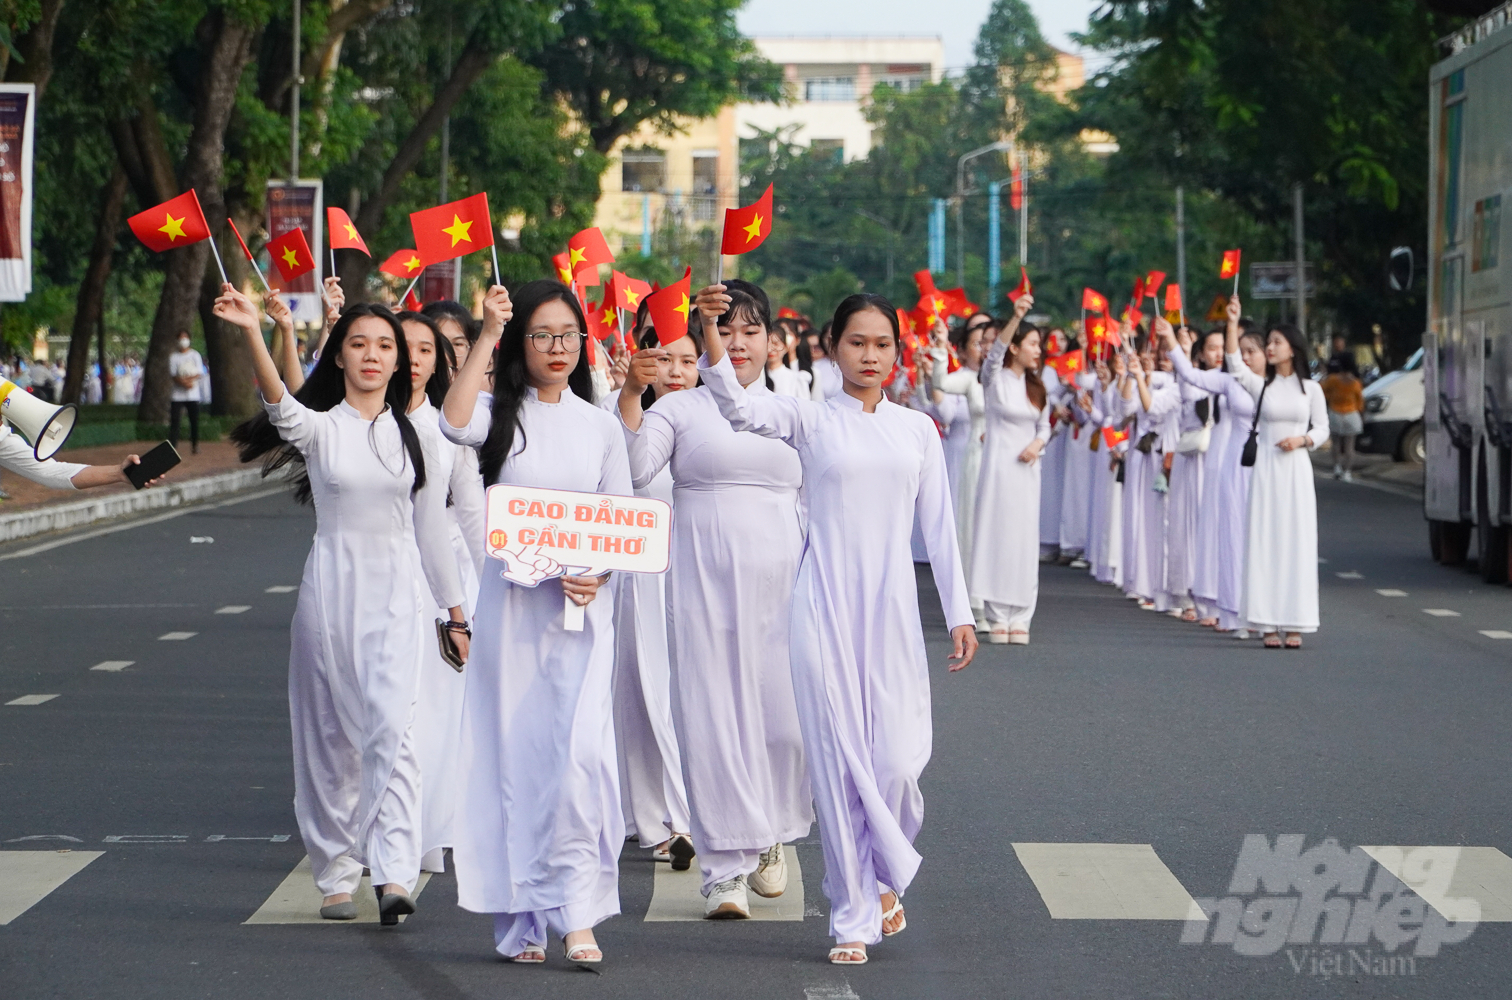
xmin=956 ymin=141 xmax=1012 ymax=288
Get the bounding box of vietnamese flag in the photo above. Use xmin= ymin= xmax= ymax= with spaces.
xmin=1047 ymin=349 xmax=1085 ymax=380
xmin=942 ymin=287 xmax=979 ymax=318
xmin=1131 ymin=276 xmax=1146 ymax=304
xmin=1143 ymin=271 xmax=1166 ymax=297
xmin=1007 ymin=266 xmax=1032 ymax=302
xmin=586 ymin=293 xmax=617 ymax=342
xmin=914 ymin=269 xmax=939 ymax=298
xmin=777 ymin=306 xmax=802 ymax=320
xmin=411 ymin=192 xmax=493 ymax=265
xmin=552 ymin=252 xmax=573 ymax=284
xmin=327 ymin=207 xmax=370 ymax=255
xmin=1165 ymin=283 xmax=1183 ymax=314
xmin=720 ymin=183 xmax=773 ymax=255
xmin=645 ymin=266 xmax=692 ymax=346
xmin=128 ymin=190 xmax=211 ymax=253
xmin=379 ymin=248 xmax=426 ymax=279
xmin=1082 ymin=287 xmax=1109 ymax=314
xmin=403 ymin=287 xmax=422 ymax=311
xmin=608 ymin=270 xmax=652 ymax=311
xmin=267 ymin=226 xmax=316 ymax=283
xmin=1220 ymin=249 xmax=1242 ymax=280
xmin=1102 ymin=426 xmax=1130 ymax=449
xmin=567 ymin=226 xmax=614 ymax=277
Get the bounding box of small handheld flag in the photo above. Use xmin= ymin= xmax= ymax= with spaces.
xmin=267 ymin=226 xmax=316 ymax=284
xmin=225 ymin=218 xmax=271 ymax=292
xmin=1131 ymin=276 xmax=1146 ymax=304
xmin=1220 ymin=248 xmax=1242 ymax=294
xmin=942 ymin=287 xmax=979 ymax=318
xmin=567 ymin=226 xmax=615 ymax=278
xmin=608 ymin=270 xmax=651 ymax=311
xmin=1046 ymin=349 xmax=1085 ymax=380
xmin=1165 ymin=283 xmax=1184 ymax=327
xmin=380 ymin=249 xmax=426 ymax=279
xmin=645 ymin=267 xmax=693 ymax=347
xmin=411 ymin=192 xmax=494 ymax=266
xmin=1102 ymin=426 xmax=1130 ymax=449
xmin=128 ymin=189 xmax=226 ymax=283
xmin=552 ymin=252 xmax=573 ymax=284
xmin=1007 ymin=266 xmax=1032 ymax=302
xmin=1082 ymin=288 xmax=1108 ymax=313
xmin=720 ymin=183 xmax=773 ymax=255
xmin=1143 ymin=271 xmax=1166 ymax=297
xmin=914 ymin=270 xmax=939 ymax=298
xmin=327 ymin=208 xmax=369 ymax=255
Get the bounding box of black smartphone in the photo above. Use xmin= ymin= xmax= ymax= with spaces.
xmin=126 ymin=440 xmax=182 ymax=489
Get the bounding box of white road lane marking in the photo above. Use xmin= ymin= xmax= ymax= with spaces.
xmin=244 ymin=856 xmax=430 ymax=924
xmin=1361 ymin=846 xmax=1512 ymax=922
xmin=1335 ymin=571 xmax=1363 ymax=579
xmin=264 ymin=585 xmax=297 ymax=593
xmin=0 ymin=850 xmax=105 ymax=924
xmin=1012 ymin=843 xmax=1201 ymax=920
xmin=645 ymin=844 xmax=804 ymax=921
xmin=6 ymin=695 xmax=59 ymax=706
xmin=1422 ymin=609 xmax=1461 ymax=617
xmin=215 ymin=606 xmax=251 ymax=614
xmin=158 ymin=632 xmax=197 ymax=641
xmin=89 ymin=661 xmax=134 ymax=672
xmin=805 ymin=985 xmax=860 ymax=1000
xmin=1375 ymin=589 xmax=1408 ymax=597
xmin=0 ymin=485 xmax=286 ymax=562
xmin=102 ymin=835 xmax=187 ymax=843
xmin=1479 ymin=630 xmax=1512 ymax=639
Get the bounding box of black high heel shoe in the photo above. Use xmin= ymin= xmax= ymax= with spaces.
xmin=375 ymin=885 xmax=416 ymax=926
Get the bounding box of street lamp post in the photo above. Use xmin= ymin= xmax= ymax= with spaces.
xmin=956 ymin=141 xmax=1013 ymax=288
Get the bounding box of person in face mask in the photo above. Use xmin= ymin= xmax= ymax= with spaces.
xmin=168 ymin=331 xmax=205 ymax=454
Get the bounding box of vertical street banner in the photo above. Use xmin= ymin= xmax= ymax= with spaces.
xmin=265 ymin=180 xmax=324 ymax=322
xmin=421 ymin=258 xmax=460 ymax=304
xmin=0 ymin=84 xmax=35 ymax=302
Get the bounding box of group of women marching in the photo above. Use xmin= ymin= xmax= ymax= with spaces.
xmin=914 ymin=290 xmax=1328 ymax=651
xmin=216 ymin=266 xmax=977 ymax=970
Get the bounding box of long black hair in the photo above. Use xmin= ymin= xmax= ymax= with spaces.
xmin=230 ymin=303 xmax=426 ymax=504
xmin=1266 ymin=322 xmax=1311 ymax=390
xmin=422 ymin=299 xmax=480 ymax=346
xmin=829 ymin=293 xmax=902 ymax=387
xmin=398 ymin=310 xmax=454 ymax=408
xmin=1008 ymin=321 xmax=1047 ymax=410
xmin=478 ymin=279 xmax=594 ymax=486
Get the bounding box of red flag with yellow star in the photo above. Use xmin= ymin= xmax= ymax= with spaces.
xmin=266 ymin=226 xmax=316 ymax=283
xmin=607 ymin=270 xmax=652 ymax=312
xmin=1046 ymin=349 xmax=1085 ymax=380
xmin=1102 ymin=426 xmax=1129 ymax=449
xmin=645 ymin=266 xmax=692 ymax=347
xmin=586 ymin=292 xmax=618 ymax=342
xmin=566 ymin=226 xmax=614 ymax=278
xmin=410 ymin=193 xmax=493 ymax=265
xmin=379 ymin=248 xmax=426 ymax=280
xmin=128 ymin=190 xmax=211 ymax=253
xmin=1219 ymin=249 xmax=1241 ymax=280
xmin=942 ymin=287 xmax=979 ymax=318
xmin=1007 ymin=266 xmax=1032 ymax=302
xmin=1082 ymin=287 xmax=1108 ymax=313
xmin=720 ymin=183 xmax=773 ymax=255
xmin=327 ymin=207 xmax=369 ymax=255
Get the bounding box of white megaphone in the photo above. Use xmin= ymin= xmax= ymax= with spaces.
xmin=0 ymin=378 xmax=77 ymax=460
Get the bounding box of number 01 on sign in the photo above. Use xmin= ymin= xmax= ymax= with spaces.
xmin=484 ymin=484 xmax=672 ymax=631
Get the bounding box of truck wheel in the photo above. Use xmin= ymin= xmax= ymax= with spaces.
xmin=1398 ymin=422 xmax=1426 ymax=464
xmin=1478 ymin=451 xmax=1509 ymax=584
xmin=1429 ymin=519 xmax=1443 ymax=561
xmin=1440 ymin=521 xmax=1472 ymax=566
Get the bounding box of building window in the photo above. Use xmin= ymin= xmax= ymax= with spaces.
xmin=621 ymin=147 xmax=666 ymax=193
xmin=692 ymin=151 xmax=718 ymax=196
xmin=804 ymin=77 xmax=855 ymax=102
xmin=877 ymin=74 xmax=925 ymax=93
xmin=1473 ymin=194 xmax=1501 ymax=272
xmin=809 ymin=138 xmax=844 ymax=164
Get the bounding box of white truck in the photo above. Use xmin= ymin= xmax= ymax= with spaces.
xmin=1425 ymin=5 xmax=1512 ymax=583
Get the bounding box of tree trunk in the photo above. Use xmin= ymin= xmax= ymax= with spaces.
xmin=62 ymin=164 xmax=127 ymax=404
xmin=137 ymin=11 xmax=257 ymax=425
xmin=6 ymin=0 xmax=67 ymax=99
xmin=198 ymin=229 xmax=258 ymax=418
xmin=344 ymin=37 xmax=495 ymax=298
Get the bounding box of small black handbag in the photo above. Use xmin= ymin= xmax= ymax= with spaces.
xmin=1241 ymin=380 xmax=1271 ymax=468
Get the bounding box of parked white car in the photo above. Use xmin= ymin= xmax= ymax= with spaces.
xmin=1359 ymin=347 xmax=1424 ymax=463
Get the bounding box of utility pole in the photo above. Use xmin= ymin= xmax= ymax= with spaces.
xmin=956 ymin=141 xmax=1011 ymax=289
xmin=1175 ymin=186 xmax=1186 ymax=305
xmin=289 ymin=0 xmax=300 ymax=185
xmin=1017 ymin=150 xmax=1028 ymax=267
xmin=988 ymin=181 xmax=1002 ymax=307
xmin=1293 ymin=182 xmax=1307 ymax=340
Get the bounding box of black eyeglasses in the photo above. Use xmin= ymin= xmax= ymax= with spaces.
xmin=527 ymin=331 xmax=583 ymax=353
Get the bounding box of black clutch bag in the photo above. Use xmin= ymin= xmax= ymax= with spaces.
xmin=1241 ymin=381 xmax=1270 ymax=468
xmin=435 ymin=619 xmax=465 ymax=672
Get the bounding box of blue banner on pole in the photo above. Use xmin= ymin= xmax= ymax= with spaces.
xmin=987 ymin=181 xmax=1002 ymax=308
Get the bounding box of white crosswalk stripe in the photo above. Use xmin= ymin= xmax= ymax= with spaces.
xmin=1012 ymin=843 xmax=1202 ymax=920
xmin=1361 ymin=846 xmax=1512 ymax=922
xmin=89 ymin=661 xmax=134 ymax=672
xmin=0 ymin=850 xmax=105 ymax=924
xmin=6 ymin=694 xmax=59 ymax=706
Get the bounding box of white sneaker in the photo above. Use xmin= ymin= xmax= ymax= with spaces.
xmin=1008 ymin=630 xmax=1029 ymax=645
xmin=1069 ymin=558 xmax=1089 ymax=569
xmin=704 ymin=874 xmax=751 ymax=919
xmin=1333 ymin=465 xmax=1342 ymax=478
xmin=749 ymin=844 xmax=788 ymax=897
xmin=1342 ymin=471 xmax=1354 ymax=483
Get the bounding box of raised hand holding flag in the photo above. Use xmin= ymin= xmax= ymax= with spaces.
xmin=1220 ymin=249 xmax=1242 ymax=294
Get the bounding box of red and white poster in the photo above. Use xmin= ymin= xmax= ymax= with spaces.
xmin=0 ymin=84 xmax=35 ymax=302
xmin=421 ymin=258 xmax=461 ymax=304
xmin=265 ymin=179 xmax=324 ymax=323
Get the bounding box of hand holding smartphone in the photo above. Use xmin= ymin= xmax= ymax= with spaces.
xmin=125 ymin=440 xmax=182 ymax=489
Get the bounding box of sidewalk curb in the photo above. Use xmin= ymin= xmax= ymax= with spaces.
xmin=0 ymin=468 xmax=275 ymax=543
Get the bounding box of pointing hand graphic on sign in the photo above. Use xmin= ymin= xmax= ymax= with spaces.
xmin=496 ymin=543 xmax=565 ymax=588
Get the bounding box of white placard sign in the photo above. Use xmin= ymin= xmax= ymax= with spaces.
xmin=484 ymin=485 xmax=671 ymax=629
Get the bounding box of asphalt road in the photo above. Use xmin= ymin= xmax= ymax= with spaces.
xmin=1 ymin=475 xmax=1509 ymax=1000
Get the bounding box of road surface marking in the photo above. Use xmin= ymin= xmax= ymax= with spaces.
xmin=204 ymin=835 xmax=290 ymax=842
xmin=1480 ymin=630 xmax=1512 ymax=639
xmin=0 ymin=851 xmax=105 ymax=924
xmin=805 ymin=985 xmax=860 ymax=1000
xmin=1335 ymin=571 xmax=1363 ymax=579
xmin=158 ymin=632 xmax=197 ymax=641
xmin=6 ymin=695 xmax=58 ymax=706
xmin=265 ymin=585 xmax=297 ymax=593
xmin=645 ymin=844 xmax=804 ymax=921
xmin=215 ymin=605 xmax=251 ymax=614
xmin=102 ymin=835 xmax=187 ymax=843
xmin=1375 ymin=589 xmax=1407 ymax=597
xmin=89 ymin=661 xmax=134 ymax=672
xmin=1422 ymin=609 xmax=1461 ymax=617
xmin=0 ymin=485 xmax=286 ymax=562
xmin=244 ymin=855 xmax=430 ymax=924
xmin=1012 ymin=843 xmax=1201 ymax=920
xmin=1361 ymin=846 xmax=1512 ymax=922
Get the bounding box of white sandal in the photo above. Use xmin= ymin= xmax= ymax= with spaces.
xmin=1008 ymin=629 xmax=1029 ymax=645
xmin=881 ymin=898 xmax=907 ymax=937
xmin=828 ymin=945 xmax=868 ymax=965
xmin=988 ymin=626 xmax=1009 ymax=644
xmin=507 ymin=946 xmax=545 ymax=964
xmin=564 ymin=941 xmax=602 ymax=965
